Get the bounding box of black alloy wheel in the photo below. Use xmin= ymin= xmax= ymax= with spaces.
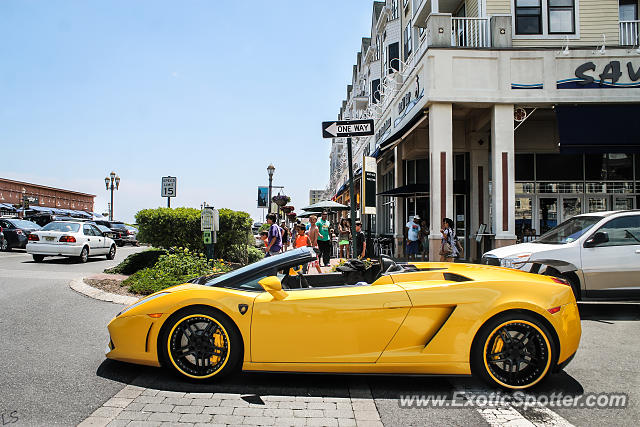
xmin=0 ymin=239 xmax=8 ymax=251
xmin=472 ymin=313 xmax=555 ymax=390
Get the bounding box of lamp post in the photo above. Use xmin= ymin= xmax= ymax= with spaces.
xmin=267 ymin=164 xmax=275 ymax=214
xmin=104 ymin=171 xmax=120 ymax=221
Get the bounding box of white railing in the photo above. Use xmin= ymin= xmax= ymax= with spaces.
xmin=451 ymin=17 xmax=490 ymax=48
xmin=620 ymin=20 xmax=639 ymax=45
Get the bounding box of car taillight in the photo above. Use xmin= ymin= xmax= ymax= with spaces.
xmin=550 ymin=277 xmax=570 ymax=286
xmin=28 ymin=234 xmax=39 ymax=241
xmin=59 ymin=235 xmax=76 ymax=243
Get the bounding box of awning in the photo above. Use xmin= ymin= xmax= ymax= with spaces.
xmin=556 ymin=105 xmax=640 ymax=153
xmin=377 ymin=183 xmax=429 ymax=197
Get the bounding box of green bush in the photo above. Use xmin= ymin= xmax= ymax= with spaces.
xmin=104 ymin=248 xmax=167 ymax=275
xmin=135 ymin=207 xmax=253 ymax=263
xmin=247 ymin=246 xmax=265 ymax=264
xmin=124 ymin=247 xmax=231 ymax=295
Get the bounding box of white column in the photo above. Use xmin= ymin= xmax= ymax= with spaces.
xmin=491 ymin=104 xmax=516 ymax=246
xmin=393 ymin=145 xmax=404 ymax=257
xmin=428 ymin=103 xmax=453 ymax=261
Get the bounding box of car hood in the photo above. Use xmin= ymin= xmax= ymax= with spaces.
xmin=484 ymin=242 xmax=567 ymax=259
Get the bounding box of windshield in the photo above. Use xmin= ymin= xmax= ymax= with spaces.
xmin=204 ymin=248 xmax=312 ymax=286
xmin=9 ymin=219 xmax=41 ymax=229
xmin=536 ymin=216 xmax=601 ymax=244
xmin=96 ymin=225 xmax=111 ymax=233
xmin=42 ymin=222 xmax=81 ymax=232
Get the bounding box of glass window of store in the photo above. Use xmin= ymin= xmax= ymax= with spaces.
xmin=403 ymin=159 xmax=429 ymax=228
xmin=379 ymin=170 xmax=395 ymax=234
xmin=514 ymin=0 xmax=575 ymax=35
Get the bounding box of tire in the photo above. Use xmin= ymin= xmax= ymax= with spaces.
xmin=159 ymin=306 xmax=243 ymax=381
xmin=117 ymin=242 xmax=125 ymax=247
xmin=32 ymin=254 xmax=44 ymax=263
xmin=562 ymin=273 xmax=581 ymax=301
xmin=106 ymin=245 xmax=116 ymax=260
xmin=0 ymin=239 xmax=8 ymax=251
xmin=471 ymin=312 xmax=556 ymax=390
xmin=78 ymin=246 xmax=89 ymax=263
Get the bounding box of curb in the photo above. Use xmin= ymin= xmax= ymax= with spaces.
xmin=69 ymin=278 xmax=138 ymax=305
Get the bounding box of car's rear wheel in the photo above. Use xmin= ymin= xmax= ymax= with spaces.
xmin=32 ymin=254 xmax=44 ymax=263
xmin=106 ymin=245 xmax=116 ymax=260
xmin=471 ymin=312 xmax=556 ymax=390
xmin=159 ymin=307 xmax=242 ymax=380
xmin=2 ymin=240 xmax=10 ymax=251
xmin=78 ymin=246 xmax=89 ymax=263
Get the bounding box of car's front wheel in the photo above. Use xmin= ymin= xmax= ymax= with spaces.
xmin=471 ymin=312 xmax=556 ymax=390
xmin=159 ymin=307 xmax=242 ymax=380
xmin=106 ymin=245 xmax=116 ymax=260
xmin=32 ymin=254 xmax=44 ymax=263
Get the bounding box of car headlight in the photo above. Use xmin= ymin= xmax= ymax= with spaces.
xmin=500 ymin=253 xmax=532 ymax=269
xmin=117 ymin=292 xmax=170 ymax=317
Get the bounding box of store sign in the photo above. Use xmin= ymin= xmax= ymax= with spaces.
xmin=257 ymin=186 xmax=268 ymax=208
xmin=557 ymin=59 xmax=640 ymax=89
xmin=375 ymin=117 xmax=392 ymax=143
xmin=361 ymin=156 xmax=377 ymax=215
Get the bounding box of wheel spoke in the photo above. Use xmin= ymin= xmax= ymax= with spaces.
xmin=498 ymin=329 xmax=512 ymax=344
xmin=203 ymin=321 xmax=218 ymax=336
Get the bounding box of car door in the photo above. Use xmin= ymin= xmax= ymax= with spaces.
xmin=82 ymin=224 xmax=102 ymax=254
xmin=581 ymin=214 xmax=640 ymax=298
xmin=90 ymin=224 xmax=108 ymax=253
xmin=251 ymin=283 xmax=411 ymax=363
xmin=0 ymin=220 xmax=16 ymax=247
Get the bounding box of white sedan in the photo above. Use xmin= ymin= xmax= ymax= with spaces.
xmin=26 ymin=221 xmax=116 ymax=263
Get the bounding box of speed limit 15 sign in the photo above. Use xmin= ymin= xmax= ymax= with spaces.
xmin=161 ymin=176 xmax=177 ymax=198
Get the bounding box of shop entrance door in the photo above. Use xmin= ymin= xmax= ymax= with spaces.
xmin=454 ymin=194 xmax=467 ymax=259
xmin=537 ymin=197 xmax=558 ymax=235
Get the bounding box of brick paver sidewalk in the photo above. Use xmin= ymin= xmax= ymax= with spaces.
xmin=79 ymin=379 xmax=382 ymax=427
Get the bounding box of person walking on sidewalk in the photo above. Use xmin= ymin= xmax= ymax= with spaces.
xmin=405 ymin=215 xmax=421 ymax=261
xmin=265 ymin=213 xmax=282 ymax=257
xmin=338 ymin=218 xmax=351 ymax=258
xmin=306 ymin=215 xmax=322 ymax=273
xmin=354 ymin=221 xmax=366 ymax=259
xmin=440 ymin=217 xmax=459 ymax=262
xmin=316 ymin=211 xmax=331 ymax=267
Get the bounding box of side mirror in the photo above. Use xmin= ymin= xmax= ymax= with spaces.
xmin=584 ymin=231 xmax=609 ymax=248
xmin=258 ymin=276 xmax=287 ymax=300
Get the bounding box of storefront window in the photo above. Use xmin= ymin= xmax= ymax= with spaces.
xmin=515 ymin=154 xmax=534 ymax=181
xmin=585 ymin=154 xmax=634 ymax=180
xmin=536 ymin=154 xmax=583 ymax=180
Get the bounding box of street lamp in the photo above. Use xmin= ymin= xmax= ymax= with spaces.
xmin=104 ymin=171 xmax=120 ymax=220
xmin=267 ymin=164 xmax=275 ymax=214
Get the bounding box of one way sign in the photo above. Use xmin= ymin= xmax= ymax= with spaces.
xmin=322 ymin=119 xmax=375 ymax=138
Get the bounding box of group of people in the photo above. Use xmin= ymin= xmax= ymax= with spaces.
xmin=404 ymin=216 xmax=461 ymax=261
xmin=259 ymin=211 xmax=367 ymax=270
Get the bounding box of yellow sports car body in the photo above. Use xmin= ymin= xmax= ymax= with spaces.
xmin=106 ymin=247 xmax=581 ymax=389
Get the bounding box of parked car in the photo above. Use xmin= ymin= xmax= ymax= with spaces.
xmin=123 ymin=225 xmax=139 ymax=246
xmin=93 ymin=220 xmax=131 ymax=246
xmin=482 ymin=210 xmax=640 ymax=300
xmin=26 ymin=221 xmax=116 ymax=263
xmin=0 ymin=218 xmax=41 ymax=251
xmin=0 ymin=226 xmax=5 ymax=251
xmin=95 ymin=224 xmax=121 ymax=244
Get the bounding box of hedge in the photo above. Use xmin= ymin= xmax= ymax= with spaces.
xmin=104 ymin=248 xmax=167 ymax=275
xmin=135 ymin=207 xmax=253 ymax=263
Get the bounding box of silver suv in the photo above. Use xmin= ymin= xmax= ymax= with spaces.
xmin=482 ymin=210 xmax=640 ymax=300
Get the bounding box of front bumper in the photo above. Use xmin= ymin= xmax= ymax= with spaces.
xmin=26 ymin=243 xmax=83 ymax=256
xmin=106 ymin=314 xmax=162 ymax=367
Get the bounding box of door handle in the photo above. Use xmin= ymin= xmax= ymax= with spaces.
xmin=383 ymin=300 xmax=410 ymax=309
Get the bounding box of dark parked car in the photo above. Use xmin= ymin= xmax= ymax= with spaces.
xmin=0 ymin=226 xmax=5 ymax=251
xmin=94 ymin=220 xmax=131 ymax=246
xmin=0 ymin=218 xmax=41 ymax=250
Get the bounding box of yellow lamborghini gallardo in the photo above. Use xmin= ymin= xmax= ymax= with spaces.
xmin=106 ymin=247 xmax=581 ymax=389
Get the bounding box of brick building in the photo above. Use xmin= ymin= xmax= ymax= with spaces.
xmin=0 ymin=178 xmax=95 ymax=213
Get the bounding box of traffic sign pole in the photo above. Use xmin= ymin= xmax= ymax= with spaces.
xmin=347 ymin=137 xmax=357 ymax=259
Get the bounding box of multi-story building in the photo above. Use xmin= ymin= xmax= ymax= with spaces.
xmin=309 ymin=189 xmax=325 ymax=205
xmin=327 ymin=0 xmax=640 ymax=261
xmin=0 ymin=178 xmax=95 ymax=214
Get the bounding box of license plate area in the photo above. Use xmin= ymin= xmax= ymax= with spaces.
xmin=45 ymin=236 xmax=55 ymax=241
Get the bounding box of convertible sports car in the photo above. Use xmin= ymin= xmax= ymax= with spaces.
xmin=106 ymin=247 xmax=581 ymax=390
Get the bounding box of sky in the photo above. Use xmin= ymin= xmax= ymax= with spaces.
xmin=0 ymin=0 xmax=374 ymax=223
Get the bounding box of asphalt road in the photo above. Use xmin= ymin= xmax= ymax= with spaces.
xmin=1 ymin=248 xmax=639 ymax=426
xmin=0 ymin=246 xmax=145 ymax=426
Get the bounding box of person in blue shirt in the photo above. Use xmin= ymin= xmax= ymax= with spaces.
xmin=265 ymin=213 xmax=282 ymax=257
xmin=405 ymin=215 xmax=421 ymax=260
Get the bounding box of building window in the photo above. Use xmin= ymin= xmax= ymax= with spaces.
xmin=547 ymin=0 xmax=575 ymax=34
xmin=375 ymin=35 xmax=381 ymax=61
xmin=391 ymin=0 xmax=399 ymax=19
xmin=403 ymin=20 xmax=412 ymax=61
xmin=371 ymin=79 xmax=381 ymax=104
xmin=515 ymin=0 xmax=542 ymax=34
xmin=620 ymin=0 xmax=638 ymax=20
xmin=388 ymin=42 xmax=399 ymax=73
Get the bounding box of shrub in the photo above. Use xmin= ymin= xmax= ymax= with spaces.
xmin=135 ymin=207 xmax=253 ymax=263
xmin=247 ymin=246 xmax=265 ymax=264
xmin=104 ymin=248 xmax=167 ymax=275
xmin=124 ymin=247 xmax=232 ymax=295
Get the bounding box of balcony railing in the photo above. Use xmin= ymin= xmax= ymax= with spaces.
xmin=620 ymin=20 xmax=639 ymax=45
xmin=451 ymin=17 xmax=490 ymax=48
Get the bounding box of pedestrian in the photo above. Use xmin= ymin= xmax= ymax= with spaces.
xmin=306 ymin=215 xmax=322 ymax=274
xmin=353 ymin=221 xmax=366 ymax=259
xmin=316 ymin=210 xmax=331 ymax=267
xmin=265 ymin=213 xmax=282 ymax=257
xmin=280 ymin=222 xmax=290 ymax=252
xmin=259 ymin=231 xmax=269 ymax=252
xmin=294 ymin=224 xmax=311 ymax=248
xmin=338 ymin=218 xmax=351 ymax=258
xmin=440 ymin=217 xmax=459 ymax=262
xmin=330 ymin=228 xmax=339 ymax=258
xmin=419 ymin=220 xmax=429 ymax=261
xmin=405 ymin=215 xmax=421 ymax=261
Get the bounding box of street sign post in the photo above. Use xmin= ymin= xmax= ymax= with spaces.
xmin=321 ymin=119 xmax=374 ymax=138
xmin=161 ymin=176 xmax=177 ymax=208
xmin=201 ymin=207 xmax=219 ymax=259
xmin=322 ymin=119 xmax=374 ymax=258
